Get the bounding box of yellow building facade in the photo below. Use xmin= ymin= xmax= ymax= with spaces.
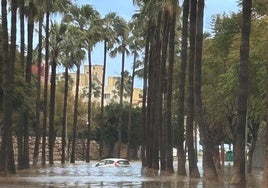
xmin=58 ymin=65 xmax=142 ymax=107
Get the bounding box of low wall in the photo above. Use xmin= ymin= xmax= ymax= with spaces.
xmin=10 ymin=136 xmax=100 ymax=163
xmin=7 ymin=137 xmax=131 ymax=163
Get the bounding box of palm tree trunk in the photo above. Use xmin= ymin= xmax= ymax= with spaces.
xmin=86 ymin=48 xmax=92 ymax=163
xmin=49 ymin=56 xmax=57 ymax=165
xmin=61 ymin=67 xmax=69 ymax=164
xmin=141 ymin=24 xmax=150 ymax=167
xmin=33 ymin=16 xmax=43 ymax=167
xmin=23 ymin=0 xmax=34 ymax=169
xmin=0 ymin=0 xmax=17 ymax=174
xmin=194 ymin=0 xmax=218 ymax=180
xmin=0 ymin=0 xmax=10 ymax=174
xmin=17 ymin=5 xmax=25 ymax=167
xmin=17 ymin=0 xmax=25 ymax=169
xmin=187 ymin=0 xmax=200 ymax=178
xmin=160 ymin=9 xmax=169 ymax=172
xmin=118 ymin=49 xmax=126 ymax=158
xmin=152 ymin=13 xmax=162 ymax=170
xmin=177 ymin=0 xmax=189 ymax=176
xmin=100 ymin=39 xmax=107 ymax=158
xmin=231 ymin=0 xmax=252 ymax=185
xmin=42 ymin=10 xmax=50 ymax=166
xmin=165 ymin=7 xmax=176 ymax=173
xmin=127 ymin=52 xmax=137 ymax=160
xmin=71 ymin=65 xmax=81 ymax=163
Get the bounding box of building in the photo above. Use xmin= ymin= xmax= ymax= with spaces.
xmin=57 ymin=65 xmax=142 ymax=107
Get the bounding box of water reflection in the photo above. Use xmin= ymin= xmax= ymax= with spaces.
xmin=0 ymin=161 xmax=263 ymax=187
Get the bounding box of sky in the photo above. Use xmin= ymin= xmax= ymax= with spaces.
xmin=74 ymin=0 xmax=240 ymax=88
xmin=0 ymin=1 xmax=240 ymax=88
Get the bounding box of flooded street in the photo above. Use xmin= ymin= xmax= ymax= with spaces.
xmin=0 ymin=160 xmax=263 ymax=187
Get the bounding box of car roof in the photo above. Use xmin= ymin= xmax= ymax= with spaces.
xmin=101 ymin=158 xmax=128 ymax=161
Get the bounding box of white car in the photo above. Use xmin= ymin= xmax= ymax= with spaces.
xmin=94 ymin=158 xmax=131 ymax=167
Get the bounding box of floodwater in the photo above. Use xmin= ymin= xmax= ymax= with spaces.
xmin=0 ymin=160 xmax=264 ymax=188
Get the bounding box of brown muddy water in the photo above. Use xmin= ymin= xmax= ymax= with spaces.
xmin=0 ymin=160 xmax=264 ymax=188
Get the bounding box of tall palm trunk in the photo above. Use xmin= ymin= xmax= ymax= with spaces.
xmin=231 ymin=0 xmax=252 ymax=185
xmin=19 ymin=0 xmax=25 ymax=71
xmin=160 ymin=10 xmax=170 ymax=171
xmin=61 ymin=67 xmax=69 ymax=163
xmin=141 ymin=24 xmax=150 ymax=167
xmin=127 ymin=52 xmax=137 ymax=160
xmin=42 ymin=10 xmax=50 ymax=166
xmin=146 ymin=43 xmax=154 ymax=168
xmin=33 ymin=16 xmax=43 ymax=167
xmin=23 ymin=0 xmax=34 ymax=169
xmin=17 ymin=0 xmax=25 ymax=170
xmin=100 ymin=39 xmax=107 ymax=158
xmin=177 ymin=0 xmax=189 ymax=176
xmin=151 ymin=13 xmax=162 ymax=170
xmin=86 ymin=48 xmax=92 ymax=163
xmin=118 ymin=48 xmax=126 ymax=158
xmin=187 ymin=0 xmax=200 ymax=178
xmin=165 ymin=7 xmax=176 ymax=173
xmin=194 ymin=0 xmax=218 ymax=180
xmin=0 ymin=0 xmax=16 ymax=174
xmin=70 ymin=65 xmax=81 ymax=163
xmin=49 ymin=54 xmax=57 ymax=165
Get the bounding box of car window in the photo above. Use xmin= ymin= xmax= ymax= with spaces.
xmin=106 ymin=160 xmax=114 ymax=165
xmin=117 ymin=160 xmax=130 ymax=165
xmin=95 ymin=160 xmax=106 ymax=166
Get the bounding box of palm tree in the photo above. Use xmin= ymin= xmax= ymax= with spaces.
xmin=48 ymin=22 xmax=70 ymax=164
xmin=194 ymin=0 xmax=218 ymax=180
xmin=80 ymin=5 xmax=101 ymax=163
xmin=165 ymin=0 xmax=178 ymax=173
xmin=69 ymin=30 xmax=86 ymax=163
xmin=41 ymin=4 xmax=50 ymax=166
xmin=99 ymin=12 xmax=118 ymax=158
xmin=17 ymin=0 xmax=25 ymax=170
xmin=177 ymin=0 xmax=189 ymax=176
xmin=19 ymin=0 xmax=25 ymax=70
xmin=33 ymin=0 xmax=46 ymax=167
xmin=63 ymin=4 xmax=101 ymax=162
xmin=57 ymin=23 xmax=78 ymax=163
xmin=187 ymin=0 xmax=200 ymax=178
xmin=109 ymin=17 xmax=130 ymax=157
xmin=126 ymin=20 xmax=143 ymax=160
xmin=0 ymin=0 xmax=17 ymax=174
xmin=133 ymin=0 xmax=164 ymax=170
xmin=41 ymin=0 xmax=71 ymax=166
xmin=21 ymin=0 xmax=36 ymax=169
xmin=231 ymin=0 xmax=252 ymax=185
xmin=48 ymin=22 xmax=61 ymax=165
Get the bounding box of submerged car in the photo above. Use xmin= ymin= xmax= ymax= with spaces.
xmin=94 ymin=158 xmax=131 ymax=167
